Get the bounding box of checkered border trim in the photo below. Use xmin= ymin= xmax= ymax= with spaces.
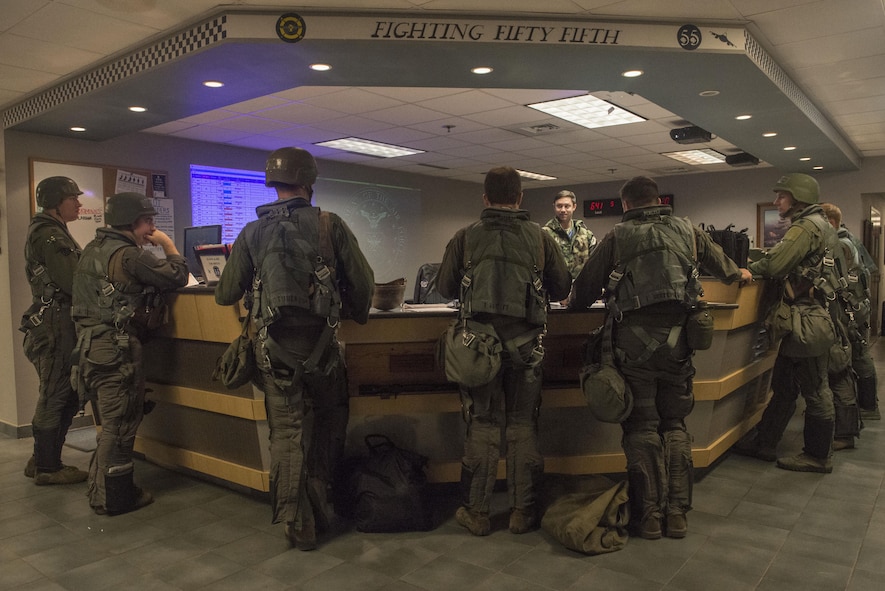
xmin=3 ymin=15 xmax=228 ymax=129
xmin=744 ymin=30 xmax=858 ymax=165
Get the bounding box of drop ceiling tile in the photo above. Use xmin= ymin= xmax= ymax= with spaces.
xmin=403 ymin=135 xmax=472 ymax=152
xmin=407 ymin=117 xmax=491 ymax=136
xmin=144 ymin=121 xmax=198 ymax=134
xmin=302 ymin=88 xmax=407 ymax=113
xmin=449 ymin=127 xmax=524 ymax=145
xmin=178 ymin=109 xmax=242 ymax=125
xmin=60 ymin=0 xmax=222 ymax=30
xmin=10 ymin=3 xmax=158 ymax=54
xmin=0 ymin=0 xmax=47 ymax=33
xmin=311 ymin=115 xmax=395 ymax=135
xmin=225 ymin=96 xmax=293 ymax=114
xmin=417 ymin=90 xmax=516 ymax=116
xmin=368 ymin=127 xmax=437 ymax=144
xmin=364 ymin=103 xmax=451 ymax=126
xmin=0 ymin=63 xmax=56 ymax=93
xmin=272 ymin=86 xmax=353 ymax=101
xmin=264 ymin=125 xmax=344 ymax=144
xmin=462 ymin=105 xmax=565 ymax=128
xmin=776 ymin=27 xmax=885 ymax=70
xmin=482 ymin=88 xmax=587 ymax=104
xmin=486 ymin=136 xmax=558 ymax=152
xmin=751 ymin=0 xmax=883 ymax=46
xmin=253 ymin=102 xmax=350 ymax=125
xmin=210 ymin=115 xmax=297 ymax=134
xmin=364 ymin=87 xmax=471 ymax=102
xmin=0 ymin=34 xmax=102 ymax=75
xmin=171 ymin=125 xmax=254 ymax=143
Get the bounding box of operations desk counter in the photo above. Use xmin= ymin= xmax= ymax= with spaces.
xmin=138 ymin=280 xmax=774 ymax=492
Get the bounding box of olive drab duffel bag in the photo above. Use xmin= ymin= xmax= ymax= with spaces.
xmin=541 ymin=477 xmax=630 ymax=555
xmin=780 ymin=301 xmax=836 ymax=358
xmin=580 ymin=317 xmax=633 ymax=424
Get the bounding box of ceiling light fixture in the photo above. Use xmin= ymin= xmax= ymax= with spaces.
xmin=203 ymin=80 xmax=224 ymax=88
xmin=471 ymin=66 xmax=493 ymax=75
xmin=699 ymin=90 xmax=720 ymax=97
xmin=129 ymin=106 xmax=146 ymax=112
xmin=310 ymin=63 xmax=332 ymax=71
xmin=799 ymin=157 xmax=812 ymax=161
xmin=735 ymin=114 xmax=752 ymax=120
xmin=516 ymin=169 xmax=557 ymax=181
xmin=70 ymin=126 xmax=86 ymax=132
xmin=783 ymin=146 xmax=797 ymax=151
xmin=315 ymin=137 xmax=424 ymax=158
xmin=528 ymin=94 xmax=645 ymax=129
xmin=813 ymin=166 xmax=824 ymax=170
xmin=763 ymin=132 xmax=778 ymax=137
xmin=662 ymin=149 xmax=726 ymax=165
xmin=621 ymin=69 xmax=643 ymax=78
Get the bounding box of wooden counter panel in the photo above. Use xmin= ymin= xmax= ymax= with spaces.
xmin=143 ymin=337 xmax=254 ymax=398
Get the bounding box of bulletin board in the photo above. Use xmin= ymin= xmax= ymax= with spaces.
xmin=30 ymin=158 xmax=171 ymax=249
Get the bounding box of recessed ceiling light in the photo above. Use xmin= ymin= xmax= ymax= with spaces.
xmin=783 ymin=146 xmax=797 ymax=151
xmin=315 ymin=137 xmax=423 ymax=158
xmin=471 ymin=66 xmax=493 ymax=75
xmin=699 ymin=90 xmax=720 ymax=97
xmin=129 ymin=106 xmax=146 ymax=113
xmin=528 ymin=94 xmax=645 ymax=129
xmin=799 ymin=157 xmax=812 ymax=161
xmin=813 ymin=166 xmax=824 ymax=170
xmin=735 ymin=114 xmax=752 ymax=120
xmin=621 ymin=70 xmax=643 ymax=78
xmin=203 ymin=80 xmax=224 ymax=88
xmin=310 ymin=63 xmax=332 ymax=71
xmin=70 ymin=126 xmax=86 ymax=132
xmin=763 ymin=132 xmax=778 ymax=137
xmin=516 ymin=169 xmax=556 ymax=181
xmin=662 ymin=149 xmax=726 ymax=165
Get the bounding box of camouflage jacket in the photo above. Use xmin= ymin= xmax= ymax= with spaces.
xmin=542 ymin=217 xmax=597 ymax=279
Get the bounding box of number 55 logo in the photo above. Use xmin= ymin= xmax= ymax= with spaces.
xmin=677 ymin=25 xmax=701 ymax=51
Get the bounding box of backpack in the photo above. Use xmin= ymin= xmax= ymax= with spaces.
xmin=341 ymin=434 xmax=433 ymax=533
xmin=459 ymin=217 xmax=546 ymax=325
xmin=607 ymin=213 xmax=703 ymax=315
xmin=248 ymin=206 xmax=339 ymax=331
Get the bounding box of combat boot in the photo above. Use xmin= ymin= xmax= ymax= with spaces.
xmin=832 ymin=437 xmax=855 ymax=451
xmin=776 ymin=452 xmax=833 ymax=474
xmin=285 ymin=513 xmax=317 ymax=551
xmin=665 ymin=512 xmax=688 ymax=539
xmin=732 ymin=438 xmax=776 ymax=462
xmin=638 ymin=513 xmax=662 ymax=540
xmin=34 ymin=465 xmax=88 ymax=485
xmin=93 ymin=487 xmax=154 ymax=515
xmin=509 ymin=507 xmax=537 ymax=534
xmin=24 ymin=456 xmax=35 ymax=478
xmin=456 ymin=506 xmax=490 ymax=536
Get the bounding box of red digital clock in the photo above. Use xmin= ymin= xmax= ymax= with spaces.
xmin=583 ymin=194 xmax=674 ymax=217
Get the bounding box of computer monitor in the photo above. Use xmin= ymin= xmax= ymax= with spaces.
xmin=183 ymin=225 xmax=222 ymax=280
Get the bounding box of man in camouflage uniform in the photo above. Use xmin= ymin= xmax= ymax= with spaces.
xmin=72 ymin=193 xmax=189 ymax=515
xmin=571 ymin=176 xmax=749 ymax=540
xmin=438 ymin=166 xmax=571 ymax=537
xmin=736 ymin=173 xmax=841 ymax=473
xmin=542 ymin=189 xmax=597 ymax=280
xmin=22 ymin=176 xmax=87 ymax=485
xmin=216 ymin=147 xmax=374 ymax=551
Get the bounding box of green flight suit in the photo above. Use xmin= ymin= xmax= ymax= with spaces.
xmin=22 ymin=213 xmax=82 ymax=474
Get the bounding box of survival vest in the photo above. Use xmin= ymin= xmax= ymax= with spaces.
xmin=24 ymin=214 xmax=80 ymax=303
xmin=787 ymin=206 xmax=844 ymax=303
xmin=605 ymin=208 xmax=703 ymax=315
xmin=459 ymin=214 xmax=547 ymax=326
xmin=243 ymin=203 xmax=339 ymax=331
xmin=837 ymin=227 xmax=871 ymax=306
xmin=71 ymin=230 xmax=159 ymax=332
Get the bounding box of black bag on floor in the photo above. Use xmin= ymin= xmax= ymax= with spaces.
xmin=346 ymin=434 xmax=433 ymax=533
xmin=702 ymin=224 xmax=750 ymax=269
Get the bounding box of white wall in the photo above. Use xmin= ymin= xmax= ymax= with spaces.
xmin=3 ymin=127 xmax=885 ymax=432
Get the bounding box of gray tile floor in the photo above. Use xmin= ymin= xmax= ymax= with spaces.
xmin=3 ymin=342 xmax=885 ymax=591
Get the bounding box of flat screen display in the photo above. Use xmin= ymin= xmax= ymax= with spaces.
xmin=190 ymin=164 xmax=276 ymax=244
xmin=183 ymin=225 xmax=222 ymax=279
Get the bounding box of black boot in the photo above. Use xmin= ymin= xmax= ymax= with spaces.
xmin=857 ymin=375 xmax=880 ymax=420
xmin=99 ymin=463 xmax=153 ymax=515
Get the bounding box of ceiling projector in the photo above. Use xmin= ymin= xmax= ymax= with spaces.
xmin=670 ymin=126 xmax=712 ymax=144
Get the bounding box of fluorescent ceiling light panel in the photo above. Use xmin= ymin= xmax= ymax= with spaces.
xmin=315 ymin=137 xmax=424 ymax=158
xmin=662 ymin=149 xmax=726 ymax=165
xmin=527 ymin=94 xmax=645 ymax=129
xmin=516 ymin=169 xmax=557 ymax=181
